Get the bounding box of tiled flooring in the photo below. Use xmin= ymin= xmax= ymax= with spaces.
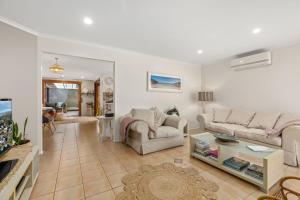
xmin=30 ymin=120 xmax=300 ymax=200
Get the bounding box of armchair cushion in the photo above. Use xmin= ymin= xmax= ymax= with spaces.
xmin=151 ymin=106 xmax=167 ymax=128
xmin=131 ymin=108 xmax=155 ymax=129
xmin=164 ymin=115 xmax=187 ymax=132
xmin=155 ymin=126 xmax=180 ymax=138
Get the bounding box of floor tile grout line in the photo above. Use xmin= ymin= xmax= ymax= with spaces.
xmin=79 ymin=123 xmax=113 ymax=199
xmin=51 ymin=124 xmax=64 ymax=200
xmin=97 ymin=135 xmax=115 ymax=195
xmin=74 ymin=123 xmax=86 ymax=200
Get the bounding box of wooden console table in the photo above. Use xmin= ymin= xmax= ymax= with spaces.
xmin=0 ymin=143 xmax=39 ymax=200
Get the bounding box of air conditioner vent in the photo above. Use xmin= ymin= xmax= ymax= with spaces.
xmin=230 ymin=50 xmax=272 ymax=71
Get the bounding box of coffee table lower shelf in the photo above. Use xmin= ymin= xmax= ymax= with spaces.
xmin=190 ymin=132 xmax=284 ymax=193
xmin=191 ymin=152 xmax=264 ymax=188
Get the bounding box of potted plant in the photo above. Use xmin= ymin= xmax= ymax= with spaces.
xmin=10 ymin=117 xmax=30 ymax=146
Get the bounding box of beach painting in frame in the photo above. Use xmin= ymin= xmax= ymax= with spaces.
xmin=148 ymin=72 xmax=182 ymax=92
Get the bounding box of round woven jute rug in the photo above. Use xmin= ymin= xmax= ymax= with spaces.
xmin=116 ymin=163 xmax=219 ymax=200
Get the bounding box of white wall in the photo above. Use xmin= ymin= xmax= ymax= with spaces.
xmin=38 ymin=36 xmax=202 ymax=141
xmin=202 ymin=43 xmax=300 ymax=114
xmin=0 ymin=22 xmax=40 ymax=145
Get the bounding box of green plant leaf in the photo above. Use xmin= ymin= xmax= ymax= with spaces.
xmin=23 ymin=117 xmax=28 ymax=139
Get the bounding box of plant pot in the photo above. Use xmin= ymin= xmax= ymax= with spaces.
xmin=19 ymin=139 xmax=30 ymax=145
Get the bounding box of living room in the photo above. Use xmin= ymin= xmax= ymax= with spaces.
xmin=0 ymin=1 xmax=300 ymax=200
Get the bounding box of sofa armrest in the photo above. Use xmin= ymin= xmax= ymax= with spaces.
xmin=164 ymin=116 xmax=187 ymax=133
xmin=197 ymin=113 xmax=213 ymax=131
xmin=129 ymin=121 xmax=150 ymax=142
xmin=282 ymin=125 xmax=300 ymax=166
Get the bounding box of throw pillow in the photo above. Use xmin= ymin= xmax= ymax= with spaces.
xmin=227 ymin=109 xmax=255 ymax=127
xmin=274 ymin=113 xmax=300 ymax=129
xmin=213 ymin=108 xmax=232 ymax=123
xmin=131 ymin=108 xmax=155 ymax=129
xmin=248 ymin=112 xmax=281 ymax=129
xmin=150 ymin=106 xmax=167 ymax=127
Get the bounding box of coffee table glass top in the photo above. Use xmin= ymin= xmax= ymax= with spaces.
xmin=191 ymin=132 xmax=279 ymax=159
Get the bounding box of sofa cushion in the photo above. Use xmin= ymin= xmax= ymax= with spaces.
xmin=227 ymin=109 xmax=255 ymax=127
xmin=206 ymin=122 xmax=246 ymax=136
xmin=248 ymin=112 xmax=281 ymax=130
xmin=213 ymin=108 xmax=232 ymax=123
xmin=131 ymin=108 xmax=155 ymax=129
xmin=235 ymin=129 xmax=282 ymax=146
xmin=150 ymin=106 xmax=167 ymax=128
xmin=275 ymin=113 xmax=300 ymax=129
xmin=155 ymin=126 xmax=180 ymax=138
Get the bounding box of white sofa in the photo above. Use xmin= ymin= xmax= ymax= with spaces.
xmin=198 ymin=108 xmax=300 ymax=167
xmin=122 ymin=108 xmax=187 ymax=155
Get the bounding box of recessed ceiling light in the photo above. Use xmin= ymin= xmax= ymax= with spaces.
xmin=61 ymin=75 xmax=64 ymax=78
xmin=80 ymin=75 xmax=85 ymax=79
xmin=252 ymin=28 xmax=261 ymax=34
xmin=197 ymin=49 xmax=203 ymax=54
xmin=83 ymin=17 xmax=93 ymax=25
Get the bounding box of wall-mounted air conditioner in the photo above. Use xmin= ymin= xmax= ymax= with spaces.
xmin=230 ymin=51 xmax=272 ymax=71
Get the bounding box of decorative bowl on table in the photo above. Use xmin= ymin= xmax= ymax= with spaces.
xmin=214 ymin=133 xmax=239 ymax=145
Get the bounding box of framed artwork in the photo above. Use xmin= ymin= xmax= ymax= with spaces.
xmin=147 ymin=72 xmax=182 ymax=92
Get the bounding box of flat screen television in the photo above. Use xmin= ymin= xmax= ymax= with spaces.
xmin=0 ymin=98 xmax=12 ymax=121
xmin=0 ymin=98 xmax=13 ymax=157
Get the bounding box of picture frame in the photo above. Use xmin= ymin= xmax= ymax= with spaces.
xmin=147 ymin=72 xmax=182 ymax=92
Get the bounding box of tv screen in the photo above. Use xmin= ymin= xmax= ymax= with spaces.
xmin=0 ymin=99 xmax=12 ymax=121
xmin=0 ymin=99 xmax=12 ymax=156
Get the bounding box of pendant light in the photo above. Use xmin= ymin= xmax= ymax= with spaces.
xmin=49 ymin=57 xmax=64 ymax=73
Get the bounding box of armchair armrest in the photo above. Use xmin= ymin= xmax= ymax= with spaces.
xmin=197 ymin=113 xmax=213 ymax=131
xmin=282 ymin=125 xmax=300 ymax=166
xmin=119 ymin=113 xmax=132 ymax=123
xmin=129 ymin=121 xmax=150 ymax=142
xmin=164 ymin=116 xmax=187 ymax=133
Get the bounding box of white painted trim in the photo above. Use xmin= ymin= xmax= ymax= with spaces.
xmin=0 ymin=15 xmax=39 ymax=36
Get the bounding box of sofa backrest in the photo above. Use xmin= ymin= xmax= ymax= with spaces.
xmin=211 ymin=107 xmax=300 ymax=129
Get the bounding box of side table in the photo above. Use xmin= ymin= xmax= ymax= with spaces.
xmin=97 ymin=116 xmax=114 ymax=141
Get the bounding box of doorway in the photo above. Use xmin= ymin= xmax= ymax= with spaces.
xmin=42 ymin=79 xmax=81 ymax=116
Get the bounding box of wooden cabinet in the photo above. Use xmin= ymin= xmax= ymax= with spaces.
xmin=0 ymin=145 xmax=39 ymax=200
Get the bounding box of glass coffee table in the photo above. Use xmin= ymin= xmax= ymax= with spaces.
xmin=190 ymin=132 xmax=284 ymax=193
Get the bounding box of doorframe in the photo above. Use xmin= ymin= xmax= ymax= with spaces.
xmin=42 ymin=79 xmax=82 ymax=116
xmin=94 ymin=79 xmax=100 ymax=116
xmin=39 ymin=50 xmax=116 ymax=154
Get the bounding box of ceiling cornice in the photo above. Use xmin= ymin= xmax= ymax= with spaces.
xmin=0 ymin=15 xmax=39 ymax=36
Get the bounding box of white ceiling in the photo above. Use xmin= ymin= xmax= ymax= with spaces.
xmin=42 ymin=53 xmax=113 ymax=80
xmin=1 ymin=0 xmax=300 ymax=64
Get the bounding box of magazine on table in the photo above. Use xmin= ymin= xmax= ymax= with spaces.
xmin=246 ymin=145 xmax=273 ymax=152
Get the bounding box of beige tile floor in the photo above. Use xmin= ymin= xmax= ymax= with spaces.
xmin=30 ymin=120 xmax=300 ymax=200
